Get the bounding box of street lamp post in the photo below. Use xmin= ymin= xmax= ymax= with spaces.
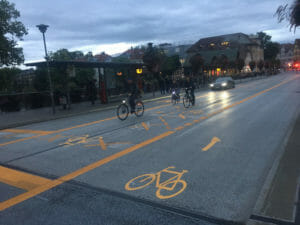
xmin=36 ymin=24 xmax=55 ymax=114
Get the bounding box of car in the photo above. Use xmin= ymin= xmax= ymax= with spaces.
xmin=209 ymin=77 xmax=235 ymax=90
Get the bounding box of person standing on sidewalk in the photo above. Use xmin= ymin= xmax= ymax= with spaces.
xmin=87 ymin=79 xmax=97 ymax=105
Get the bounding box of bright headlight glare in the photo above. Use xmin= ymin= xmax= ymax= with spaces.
xmin=122 ymin=100 xmax=126 ymax=103
xmin=210 ymin=84 xmax=214 ymax=87
xmin=221 ymin=82 xmax=227 ymax=86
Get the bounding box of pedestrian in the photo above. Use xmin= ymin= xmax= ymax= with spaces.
xmin=87 ymin=79 xmax=97 ymax=105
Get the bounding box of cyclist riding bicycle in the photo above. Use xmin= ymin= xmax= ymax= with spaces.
xmin=126 ymin=78 xmax=139 ymax=113
xmin=184 ymin=77 xmax=195 ymax=105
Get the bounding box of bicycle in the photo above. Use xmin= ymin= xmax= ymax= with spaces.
xmin=125 ymin=166 xmax=188 ymax=199
xmin=183 ymin=88 xmax=194 ymax=108
xmin=116 ymin=95 xmax=144 ymax=121
xmin=171 ymin=89 xmax=180 ymax=105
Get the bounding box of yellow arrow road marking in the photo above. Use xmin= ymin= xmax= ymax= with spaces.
xmin=159 ymin=116 xmax=171 ymax=130
xmin=202 ymin=137 xmax=221 ymax=151
xmin=99 ymin=137 xmax=107 ymax=150
xmin=141 ymin=122 xmax=149 ymax=131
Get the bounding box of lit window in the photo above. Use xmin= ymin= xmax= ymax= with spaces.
xmin=221 ymin=41 xmax=229 ymax=46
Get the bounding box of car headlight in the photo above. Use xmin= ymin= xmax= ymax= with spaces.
xmin=221 ymin=82 xmax=227 ymax=86
xmin=210 ymin=84 xmax=214 ymax=87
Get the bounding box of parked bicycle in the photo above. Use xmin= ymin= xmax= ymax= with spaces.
xmin=116 ymin=95 xmax=144 ymax=121
xmin=183 ymin=88 xmax=194 ymax=108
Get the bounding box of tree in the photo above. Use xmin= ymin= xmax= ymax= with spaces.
xmin=143 ymin=43 xmax=165 ymax=76
xmin=236 ymin=58 xmax=245 ymax=72
xmin=264 ymin=42 xmax=280 ymax=60
xmin=275 ymin=0 xmax=300 ymax=31
xmin=0 ymin=0 xmax=27 ymax=66
xmin=257 ymin=60 xmax=264 ymax=72
xmin=142 ymin=43 xmax=165 ymax=96
xmin=256 ymin=32 xmax=280 ymax=61
xmin=0 ymin=67 xmax=20 ymax=93
xmin=189 ymin=54 xmax=204 ymax=75
xmin=161 ymin=55 xmax=181 ymax=76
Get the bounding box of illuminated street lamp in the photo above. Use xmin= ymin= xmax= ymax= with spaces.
xmin=36 ymin=24 xmax=55 ymax=114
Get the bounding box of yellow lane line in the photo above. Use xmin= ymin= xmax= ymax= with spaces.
xmin=0 ymin=77 xmax=294 ymax=211
xmin=174 ymin=126 xmax=184 ymax=131
xmin=48 ymin=134 xmax=63 ymax=142
xmin=141 ymin=122 xmax=149 ymax=131
xmin=0 ymin=166 xmax=51 ymax=191
xmin=202 ymin=137 xmax=221 ymax=151
xmin=99 ymin=137 xmax=107 ymax=150
xmin=0 ymin=130 xmax=175 ymax=211
xmin=2 ymin=129 xmax=54 ymax=135
xmin=159 ymin=116 xmax=171 ymax=130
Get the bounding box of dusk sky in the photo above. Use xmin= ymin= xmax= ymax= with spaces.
xmin=10 ymin=0 xmax=298 ymax=63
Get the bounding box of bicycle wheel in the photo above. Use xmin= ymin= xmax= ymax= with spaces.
xmin=125 ymin=174 xmax=156 ymax=191
xmin=117 ymin=104 xmax=129 ymax=121
xmin=156 ymin=179 xmax=187 ymax=199
xmin=183 ymin=95 xmax=191 ymax=108
xmin=135 ymin=101 xmax=144 ymax=117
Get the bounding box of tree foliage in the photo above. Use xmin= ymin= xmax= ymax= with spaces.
xmin=275 ymin=0 xmax=300 ymax=31
xmin=143 ymin=43 xmax=165 ymax=75
xmin=0 ymin=0 xmax=27 ymax=66
xmin=256 ymin=32 xmax=280 ymax=61
xmin=189 ymin=54 xmax=204 ymax=75
xmin=161 ymin=55 xmax=181 ymax=75
xmin=0 ymin=67 xmax=20 ymax=93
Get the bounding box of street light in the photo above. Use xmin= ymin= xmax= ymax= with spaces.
xmin=36 ymin=24 xmax=55 ymax=114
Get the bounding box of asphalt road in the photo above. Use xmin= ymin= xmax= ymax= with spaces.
xmin=0 ymin=72 xmax=299 ymax=225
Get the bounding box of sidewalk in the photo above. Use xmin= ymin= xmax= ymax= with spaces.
xmin=248 ymin=111 xmax=300 ymax=225
xmin=0 ymin=75 xmax=267 ymax=130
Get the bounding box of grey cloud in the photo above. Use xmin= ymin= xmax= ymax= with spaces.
xmin=10 ymin=0 xmax=297 ymax=62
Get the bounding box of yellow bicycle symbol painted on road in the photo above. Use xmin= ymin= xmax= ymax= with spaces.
xmin=125 ymin=166 xmax=188 ymax=199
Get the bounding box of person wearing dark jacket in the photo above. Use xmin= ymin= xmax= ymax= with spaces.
xmin=184 ymin=77 xmax=195 ymax=105
xmin=126 ymin=79 xmax=138 ymax=113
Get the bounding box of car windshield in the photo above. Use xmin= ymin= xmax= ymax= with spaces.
xmin=1 ymin=1 xmax=299 ymax=225
xmin=215 ymin=77 xmax=230 ymax=83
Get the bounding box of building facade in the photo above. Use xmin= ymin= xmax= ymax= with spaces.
xmin=278 ymin=43 xmax=294 ymax=69
xmin=186 ymin=33 xmax=264 ymax=77
xmin=294 ymin=39 xmax=300 ymax=62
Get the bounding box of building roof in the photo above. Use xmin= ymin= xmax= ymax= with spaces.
xmin=187 ymin=33 xmax=258 ymax=53
xmin=94 ymin=52 xmax=112 ymax=62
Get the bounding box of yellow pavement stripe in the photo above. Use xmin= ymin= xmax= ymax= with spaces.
xmin=159 ymin=116 xmax=171 ymax=130
xmin=48 ymin=134 xmax=63 ymax=142
xmin=178 ymin=114 xmax=186 ymax=119
xmin=3 ymin=129 xmax=54 ymax=135
xmin=0 ymin=166 xmax=51 ymax=191
xmin=99 ymin=137 xmax=107 ymax=150
xmin=0 ymin=130 xmax=175 ymax=211
xmin=141 ymin=122 xmax=149 ymax=131
xmin=202 ymin=137 xmax=221 ymax=151
xmin=0 ymin=77 xmax=294 ymax=211
xmin=0 ymin=134 xmax=45 ymax=147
